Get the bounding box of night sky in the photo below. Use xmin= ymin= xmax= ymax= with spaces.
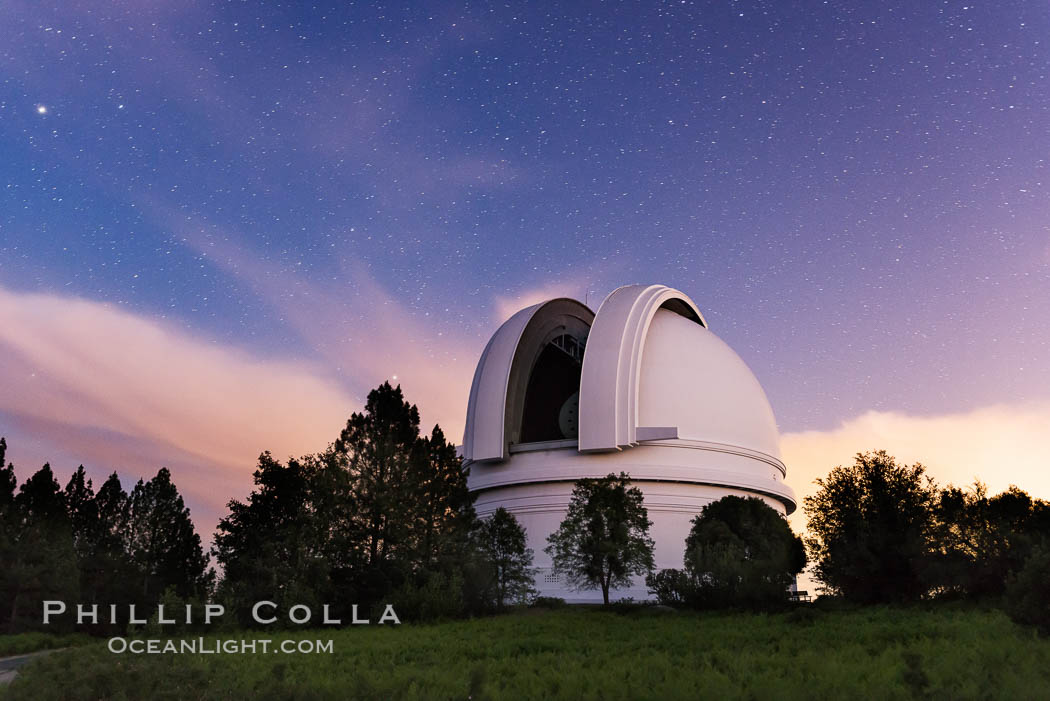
xmin=2 ymin=1 xmax=1048 ymax=527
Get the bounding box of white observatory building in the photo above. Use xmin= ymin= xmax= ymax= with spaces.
xmin=461 ymin=284 xmax=796 ymax=603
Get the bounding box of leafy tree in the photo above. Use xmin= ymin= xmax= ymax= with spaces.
xmin=475 ymin=507 xmax=536 ymax=610
xmin=930 ymin=482 xmax=1050 ymax=599
xmin=804 ymin=450 xmax=937 ymax=603
xmin=682 ymin=495 xmax=805 ymax=608
xmin=645 ymin=568 xmax=694 ymax=606
xmin=126 ymin=467 xmax=212 ymax=604
xmin=545 ymin=473 xmax=654 ymax=605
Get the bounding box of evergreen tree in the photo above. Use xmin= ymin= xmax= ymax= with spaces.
xmin=476 ymin=508 xmax=535 ymax=609
xmin=331 ymin=382 xmax=476 ymax=605
xmin=126 ymin=468 xmax=211 ymax=604
xmin=89 ymin=472 xmax=139 ymax=618
xmin=64 ymin=466 xmax=105 ymax=608
xmin=65 ymin=466 xmax=100 ymax=558
xmin=213 ymin=383 xmax=479 ymax=621
xmin=409 ymin=425 xmax=476 ymax=570
xmin=95 ymin=472 xmax=131 ymax=545
xmin=214 ymin=452 xmax=332 ymax=624
xmin=0 ymin=438 xmax=19 ymax=631
xmin=9 ymin=464 xmax=80 ymax=631
xmin=334 ymin=382 xmax=424 ymax=578
xmin=545 ymin=473 xmax=654 ymax=605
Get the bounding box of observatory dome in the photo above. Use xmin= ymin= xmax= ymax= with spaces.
xmin=637 ymin=308 xmax=781 ymax=460
xmin=462 ymin=284 xmax=796 ymax=603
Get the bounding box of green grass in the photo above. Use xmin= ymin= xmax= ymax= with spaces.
xmin=0 ymin=632 xmax=92 ymax=657
xmin=3 ymin=606 xmax=1049 ymax=700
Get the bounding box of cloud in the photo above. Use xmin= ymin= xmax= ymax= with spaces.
xmin=780 ymin=401 xmax=1050 ymax=535
xmin=778 ymin=401 xmax=1050 ymax=594
xmin=0 ymin=284 xmax=357 ymax=514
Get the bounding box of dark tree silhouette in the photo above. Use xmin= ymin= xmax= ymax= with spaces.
xmin=331 ymin=382 xmax=476 ymax=606
xmin=1005 ymin=543 xmax=1050 ymax=632
xmin=804 ymin=450 xmax=937 ymax=603
xmin=8 ymin=464 xmax=79 ymax=630
xmin=930 ymin=482 xmax=1050 ymax=599
xmin=88 ymin=472 xmax=140 ymax=618
xmin=545 ymin=473 xmax=654 ymax=605
xmin=475 ymin=507 xmax=535 ymax=609
xmin=126 ymin=467 xmax=211 ymax=603
xmin=214 ymin=452 xmax=334 ymax=624
xmin=215 ymin=383 xmax=477 ymax=622
xmin=408 ymin=425 xmax=476 ymax=570
xmin=334 ymin=382 xmax=427 ymax=574
xmin=95 ymin=472 xmax=131 ymax=550
xmin=0 ymin=438 xmax=12 ymax=504
xmin=0 ymin=438 xmax=20 ymax=631
xmin=64 ymin=466 xmax=108 ymax=608
xmin=65 ymin=466 xmax=99 ymax=553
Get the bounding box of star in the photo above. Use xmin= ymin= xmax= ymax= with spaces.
xmin=36 ymin=104 xmax=47 ymax=115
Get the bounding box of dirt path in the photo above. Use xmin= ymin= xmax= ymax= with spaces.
xmin=0 ymin=649 xmax=64 ymax=686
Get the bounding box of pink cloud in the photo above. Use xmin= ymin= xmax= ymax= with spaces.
xmin=780 ymin=401 xmax=1050 ymax=593
xmin=781 ymin=400 xmax=1050 ymax=534
xmin=0 ymin=284 xmax=356 ymax=512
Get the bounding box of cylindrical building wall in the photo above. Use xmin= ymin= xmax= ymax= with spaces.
xmin=468 ymin=444 xmax=790 ymax=603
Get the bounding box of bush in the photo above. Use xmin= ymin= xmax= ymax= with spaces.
xmin=646 ymin=569 xmax=694 ymax=607
xmin=390 ymin=571 xmax=465 ymax=622
xmin=1004 ymin=544 xmax=1050 ymax=633
xmin=529 ymin=596 xmax=567 ymax=609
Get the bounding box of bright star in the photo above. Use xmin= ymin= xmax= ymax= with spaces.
xmin=36 ymin=104 xmax=47 ymax=115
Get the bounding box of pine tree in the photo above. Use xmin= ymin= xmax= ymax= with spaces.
xmin=126 ymin=468 xmax=211 ymax=604
xmin=9 ymin=464 xmax=80 ymax=630
xmin=214 ymin=452 xmax=332 ymax=624
xmin=0 ymin=438 xmax=19 ymax=631
xmin=410 ymin=425 xmax=476 ymax=570
xmin=334 ymin=382 xmax=423 ymax=573
xmin=89 ymin=472 xmax=139 ymax=617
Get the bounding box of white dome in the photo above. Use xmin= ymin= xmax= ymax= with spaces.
xmin=461 ymin=284 xmax=796 ymax=603
xmin=638 ymin=309 xmax=781 ymax=460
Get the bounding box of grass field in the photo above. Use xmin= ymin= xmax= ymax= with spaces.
xmin=3 ymin=605 xmax=1049 ymax=700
